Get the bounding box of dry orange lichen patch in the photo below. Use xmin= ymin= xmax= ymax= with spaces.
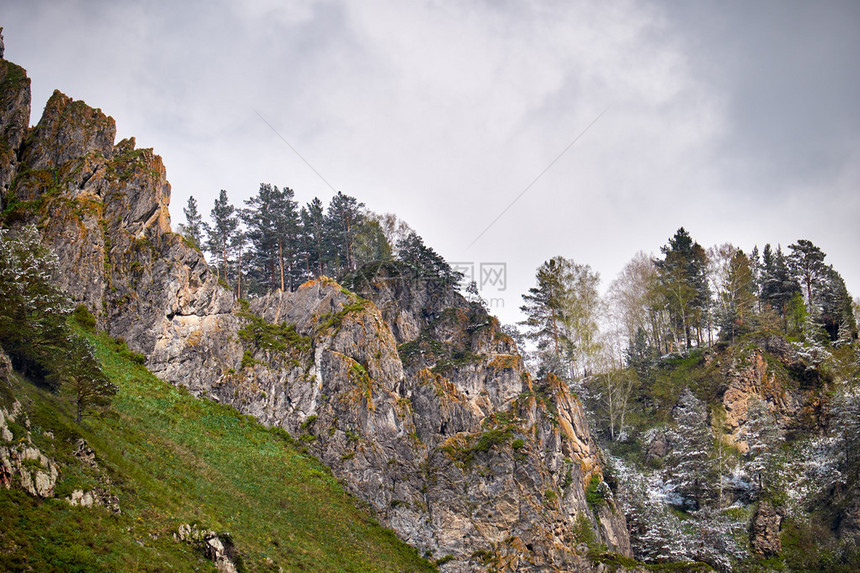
xmin=416 ymin=368 xmax=466 ymax=407
xmin=318 ymin=276 xmax=340 ymax=288
xmin=488 ymin=354 xmax=522 ymax=370
xmin=185 ymin=330 xmax=202 ymax=348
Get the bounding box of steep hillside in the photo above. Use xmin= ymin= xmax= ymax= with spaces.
xmin=0 ymin=52 xmax=633 ymax=570
xmin=0 ymin=326 xmax=436 ymax=572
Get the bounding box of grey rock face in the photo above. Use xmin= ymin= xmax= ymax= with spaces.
xmin=0 ymin=58 xmax=632 ymax=571
xmin=175 ymin=523 xmax=239 ymax=573
xmin=0 ymin=59 xmax=29 ymax=199
xmin=1 ymin=399 xmax=60 ymax=498
xmin=21 ymin=90 xmax=116 ymax=173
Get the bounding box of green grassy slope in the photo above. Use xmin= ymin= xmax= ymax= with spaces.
xmin=0 ymin=328 xmax=436 ymax=572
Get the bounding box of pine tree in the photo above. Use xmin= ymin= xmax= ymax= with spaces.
xmin=759 ymin=244 xmax=801 ymax=331
xmin=666 ymin=389 xmax=714 ymax=510
xmin=654 ymin=228 xmax=710 ymax=349
xmin=272 ymin=186 xmax=301 ymax=291
xmin=205 ymin=190 xmax=239 ymax=284
xmin=180 ymin=195 xmax=204 ymax=249
xmin=325 ymin=191 xmax=364 ymax=276
xmin=50 ymin=334 xmax=117 ymax=423
xmin=818 ymin=265 xmax=856 ymax=342
xmin=738 ymin=396 xmax=783 ymax=494
xmin=788 ymin=239 xmax=827 ymax=308
xmin=520 ymin=257 xmax=570 ymax=377
xmin=300 ymin=197 xmax=328 ymax=279
xmin=713 ymin=248 xmax=757 ymax=344
xmin=241 ymin=183 xmax=281 ymax=292
xmin=831 ymin=387 xmax=860 ymax=487
xmin=521 ymin=257 xmax=603 ymax=380
xmin=395 ymin=231 xmax=461 ymax=284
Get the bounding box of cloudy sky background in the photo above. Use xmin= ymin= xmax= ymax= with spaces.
xmin=5 ymin=0 xmax=859 ymax=325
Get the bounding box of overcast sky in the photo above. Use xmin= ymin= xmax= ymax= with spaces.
xmin=4 ymin=1 xmax=859 ymax=325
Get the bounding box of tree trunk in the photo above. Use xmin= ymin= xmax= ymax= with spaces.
xmin=278 ymin=240 xmax=285 ymax=292
xmin=222 ymin=245 xmax=228 ymax=285
xmin=237 ymin=251 xmax=242 ymax=300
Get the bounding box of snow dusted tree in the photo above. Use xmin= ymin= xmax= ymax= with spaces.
xmin=666 ymin=389 xmax=715 ymax=510
xmin=738 ymin=396 xmax=783 ymax=495
xmin=818 ymin=265 xmax=856 ymax=342
xmin=0 ymin=225 xmax=72 ymax=383
xmin=610 ymin=457 xmax=692 ymax=563
xmin=793 ymin=313 xmax=831 ymax=372
xmin=831 ymin=386 xmax=860 ymax=486
xmin=0 ymin=226 xmax=116 ymax=420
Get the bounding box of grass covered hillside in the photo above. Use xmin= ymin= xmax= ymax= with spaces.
xmin=0 ymin=321 xmax=436 ymax=572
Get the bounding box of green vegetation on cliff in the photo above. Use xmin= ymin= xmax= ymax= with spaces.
xmin=0 ymin=325 xmax=436 ymax=572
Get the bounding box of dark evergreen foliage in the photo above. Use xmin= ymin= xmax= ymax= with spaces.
xmin=180 ymin=195 xmax=204 ymax=249
xmin=654 ymin=228 xmax=710 ymax=349
xmin=395 ymin=231 xmax=463 ymax=285
xmin=204 ymin=189 xmax=239 ymax=283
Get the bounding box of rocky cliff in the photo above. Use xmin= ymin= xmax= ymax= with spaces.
xmin=0 ymin=55 xmax=631 ymax=570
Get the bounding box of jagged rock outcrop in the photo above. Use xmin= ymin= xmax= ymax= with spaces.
xmin=0 ymin=57 xmax=631 ymax=570
xmin=0 ymin=57 xmax=30 ymax=199
xmin=718 ymin=336 xmax=823 ymax=451
xmin=175 ymin=523 xmax=240 ymax=573
xmin=750 ymin=501 xmax=782 ymax=558
xmin=1 ymin=396 xmax=60 ymax=497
